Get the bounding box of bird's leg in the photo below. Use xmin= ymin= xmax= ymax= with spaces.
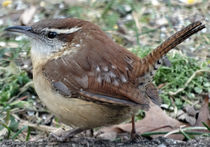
xmin=131 ymin=115 xmax=136 ymax=139
xmin=49 ymin=128 xmax=84 ymax=142
xmin=90 ymin=129 xmax=94 ymax=137
xmin=130 ymin=115 xmax=143 ymax=141
xmin=84 ymin=129 xmax=94 ymax=137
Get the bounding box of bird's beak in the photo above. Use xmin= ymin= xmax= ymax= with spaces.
xmin=5 ymin=26 xmax=39 ymax=40
xmin=5 ymin=26 xmax=32 ymax=34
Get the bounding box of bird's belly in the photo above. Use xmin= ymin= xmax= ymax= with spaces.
xmin=33 ymin=72 xmax=138 ymax=129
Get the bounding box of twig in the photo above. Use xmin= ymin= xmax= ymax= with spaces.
xmin=180 ymin=96 xmax=194 ymax=105
xmin=132 ymin=11 xmax=142 ymax=34
xmin=13 ymin=115 xmax=57 ymax=133
xmin=141 ymin=131 xmax=208 ymax=137
xmin=164 ymin=125 xmax=208 ymax=137
xmin=179 ymin=126 xmax=191 ymax=140
xmin=20 ymin=120 xmax=57 ymax=133
xmin=0 ymin=67 xmax=7 ymax=71
xmin=169 ymin=69 xmax=210 ymax=96
xmin=203 ymin=35 xmax=209 ymax=43
xmin=8 ymin=81 xmax=34 ymax=103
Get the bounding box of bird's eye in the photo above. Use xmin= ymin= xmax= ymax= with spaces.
xmin=47 ymin=32 xmax=57 ymax=39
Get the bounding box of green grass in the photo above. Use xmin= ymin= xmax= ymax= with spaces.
xmin=154 ymin=53 xmax=209 ymax=108
xmin=0 ymin=38 xmax=34 ymax=140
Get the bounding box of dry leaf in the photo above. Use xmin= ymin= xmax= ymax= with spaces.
xmin=195 ymin=95 xmax=210 ymax=127
xmin=177 ymin=105 xmax=197 ymax=125
xmin=20 ymin=6 xmax=36 ymax=25
xmin=0 ymin=127 xmax=8 ymax=139
xmin=185 ymin=105 xmax=197 ymax=116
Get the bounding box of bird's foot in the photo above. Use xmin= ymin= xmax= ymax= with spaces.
xmin=130 ymin=133 xmax=143 ymax=142
xmin=48 ymin=128 xmax=84 ymax=142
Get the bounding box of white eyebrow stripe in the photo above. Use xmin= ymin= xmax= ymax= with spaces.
xmin=43 ymin=27 xmax=82 ymax=34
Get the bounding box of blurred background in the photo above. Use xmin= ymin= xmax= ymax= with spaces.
xmin=0 ymin=0 xmax=209 ymax=141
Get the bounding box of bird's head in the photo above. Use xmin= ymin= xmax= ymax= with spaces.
xmin=5 ymin=18 xmax=97 ymax=60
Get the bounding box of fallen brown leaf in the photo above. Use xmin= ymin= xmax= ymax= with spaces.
xmin=195 ymin=95 xmax=210 ymax=127
xmin=20 ymin=6 xmax=36 ymax=25
xmin=177 ymin=105 xmax=197 ymax=126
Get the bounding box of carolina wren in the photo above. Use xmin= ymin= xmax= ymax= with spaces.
xmin=5 ymin=18 xmax=205 ymax=141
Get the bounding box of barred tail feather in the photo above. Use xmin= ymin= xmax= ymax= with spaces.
xmin=138 ymin=21 xmax=205 ymax=76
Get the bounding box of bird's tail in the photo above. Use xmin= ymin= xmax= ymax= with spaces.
xmin=137 ymin=21 xmax=205 ymax=77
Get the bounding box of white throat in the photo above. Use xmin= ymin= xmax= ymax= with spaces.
xmin=30 ymin=39 xmax=64 ymax=69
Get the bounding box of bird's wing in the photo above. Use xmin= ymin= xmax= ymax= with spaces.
xmin=42 ymin=33 xmax=150 ymax=109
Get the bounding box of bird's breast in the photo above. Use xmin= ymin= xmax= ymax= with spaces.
xmin=33 ymin=69 xmax=138 ymax=129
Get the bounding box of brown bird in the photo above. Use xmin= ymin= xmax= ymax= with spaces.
xmin=5 ymin=18 xmax=205 ymax=141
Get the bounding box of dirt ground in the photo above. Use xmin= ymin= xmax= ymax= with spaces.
xmin=1 ymin=136 xmax=210 ymax=147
